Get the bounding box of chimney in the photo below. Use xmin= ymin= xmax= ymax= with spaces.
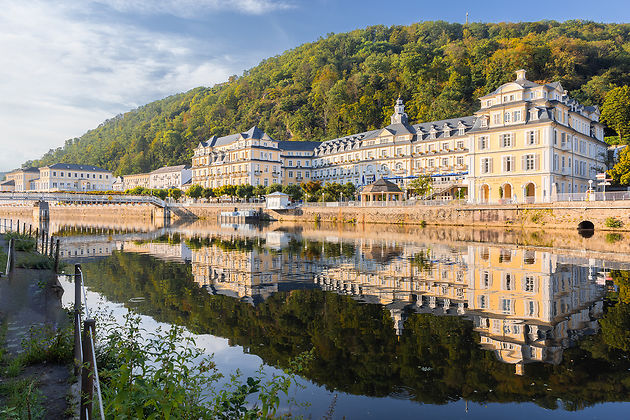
xmin=515 ymin=69 xmax=527 ymax=80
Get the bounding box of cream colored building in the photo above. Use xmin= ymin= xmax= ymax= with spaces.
xmin=312 ymin=99 xmax=472 ymax=197
xmin=32 ymin=164 xmax=113 ymax=192
xmin=192 ymin=126 xmax=319 ymax=188
xmin=122 ymin=173 xmax=151 ymax=190
xmin=3 ymin=167 xmax=40 ymax=191
xmin=468 ymin=69 xmax=607 ymax=203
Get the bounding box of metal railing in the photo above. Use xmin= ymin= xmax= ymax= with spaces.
xmin=73 ymin=264 xmax=105 ymax=420
xmin=0 ymin=218 xmax=59 ymax=276
xmin=0 ymin=192 xmax=165 ymax=208
xmin=554 ymin=191 xmax=630 ymax=202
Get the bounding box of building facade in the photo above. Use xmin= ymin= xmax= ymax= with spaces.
xmin=185 ymin=70 xmax=608 ymax=203
xmin=148 ymin=165 xmax=192 ymax=189
xmin=122 ymin=173 xmax=151 ymax=191
xmin=468 ymin=69 xmax=607 ymax=203
xmin=192 ymin=126 xmax=319 ymax=188
xmin=4 ymin=167 xmax=40 ymax=191
xmin=33 ymin=164 xmax=113 ymax=192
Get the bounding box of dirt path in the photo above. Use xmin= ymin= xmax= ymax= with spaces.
xmin=0 ymin=235 xmax=73 ymax=419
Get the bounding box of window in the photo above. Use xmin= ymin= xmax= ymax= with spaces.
xmin=527 ymin=131 xmax=537 ymax=145
xmin=524 ymin=276 xmax=535 ymax=292
xmin=456 ymin=141 xmax=465 ymax=149
xmin=456 ymin=156 xmax=464 ymax=166
xmin=481 ymin=271 xmax=491 ymax=288
xmin=442 ymin=158 xmax=449 ymax=167
xmin=504 ymin=112 xmax=511 ymax=123
xmin=501 ymin=134 xmax=512 ymax=148
xmin=526 ymin=300 xmax=537 ymax=316
xmin=53 ymin=171 xmax=56 ymax=176
xmin=501 ymin=299 xmax=513 ymax=314
xmin=523 ymin=154 xmax=537 ymax=171
xmin=499 ymin=249 xmax=511 ymax=262
xmin=503 ymin=156 xmax=514 ymax=172
xmin=504 ymin=273 xmax=514 ymax=290
xmin=478 ymin=136 xmax=489 ymax=150
xmin=288 ymin=171 xmax=293 ymax=177
xmin=513 ymin=110 xmax=522 ymax=122
xmin=481 ymin=157 xmax=492 ymax=174
xmin=442 ymin=143 xmax=449 ymax=150
xmin=478 ymin=295 xmax=488 ymax=309
xmin=493 ymin=114 xmax=501 ymax=125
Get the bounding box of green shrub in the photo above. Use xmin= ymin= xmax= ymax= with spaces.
xmin=16 ymin=253 xmax=54 ymax=270
xmin=96 ymin=312 xmax=307 ymax=419
xmin=605 ymin=217 xmax=624 ymax=228
xmin=4 ymin=232 xmax=36 ymax=252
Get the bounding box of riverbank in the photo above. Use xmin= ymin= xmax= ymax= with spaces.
xmin=0 ymin=233 xmax=72 ymax=419
xmin=3 ymin=199 xmax=630 ymax=232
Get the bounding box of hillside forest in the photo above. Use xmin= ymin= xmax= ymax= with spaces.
xmin=25 ymin=21 xmax=630 ymax=177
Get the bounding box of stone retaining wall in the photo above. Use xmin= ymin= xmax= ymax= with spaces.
xmin=267 ymin=201 xmax=630 ymax=231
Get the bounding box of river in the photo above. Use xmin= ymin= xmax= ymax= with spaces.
xmin=48 ymin=219 xmax=630 ymax=419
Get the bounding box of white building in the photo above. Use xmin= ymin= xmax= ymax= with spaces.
xmin=265 ymin=191 xmax=290 ymax=209
xmin=149 ymin=165 xmax=192 ymax=189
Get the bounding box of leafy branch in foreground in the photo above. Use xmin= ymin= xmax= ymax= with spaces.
xmin=96 ymin=311 xmax=310 ymax=419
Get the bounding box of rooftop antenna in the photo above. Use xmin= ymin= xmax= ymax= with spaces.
xmin=465 ymin=12 xmax=469 ymax=25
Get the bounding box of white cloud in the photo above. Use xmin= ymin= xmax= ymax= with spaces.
xmin=90 ymin=0 xmax=294 ymax=17
xmin=0 ymin=0 xmax=252 ymax=171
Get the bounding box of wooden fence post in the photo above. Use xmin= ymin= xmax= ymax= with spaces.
xmin=80 ymin=319 xmax=95 ymax=420
xmin=74 ymin=264 xmax=82 ymax=376
xmin=54 ymin=239 xmax=60 ymax=273
xmin=9 ymin=238 xmax=15 ymax=274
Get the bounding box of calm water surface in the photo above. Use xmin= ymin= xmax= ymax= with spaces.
xmin=49 ymin=220 xmax=630 ymax=419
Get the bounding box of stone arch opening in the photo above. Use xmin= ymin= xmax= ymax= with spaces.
xmin=578 ymin=220 xmax=594 ymax=231
xmin=480 ymin=184 xmax=490 ymax=203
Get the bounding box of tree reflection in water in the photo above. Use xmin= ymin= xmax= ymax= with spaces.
xmin=73 ymin=231 xmax=630 ymax=411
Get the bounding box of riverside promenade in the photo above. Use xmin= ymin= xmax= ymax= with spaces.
xmin=1 ymin=191 xmax=630 ymax=231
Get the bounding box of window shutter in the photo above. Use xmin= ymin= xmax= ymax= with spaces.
xmin=522 ymin=155 xmax=527 ymax=171
xmin=489 ymin=158 xmax=493 ymax=173
xmin=534 ymin=154 xmax=540 ymax=171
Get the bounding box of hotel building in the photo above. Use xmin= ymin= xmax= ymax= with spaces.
xmin=468 ymin=69 xmax=607 ymax=203
xmin=189 ymin=70 xmax=608 ymax=203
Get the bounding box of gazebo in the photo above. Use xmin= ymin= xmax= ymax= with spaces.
xmin=360 ymin=178 xmax=404 ymax=202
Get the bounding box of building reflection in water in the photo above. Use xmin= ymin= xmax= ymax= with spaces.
xmin=58 ymin=224 xmax=607 ymax=374
xmin=187 ymin=231 xmax=605 ymax=374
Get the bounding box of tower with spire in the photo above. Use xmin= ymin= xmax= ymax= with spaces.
xmin=390 ymin=97 xmax=409 ymax=125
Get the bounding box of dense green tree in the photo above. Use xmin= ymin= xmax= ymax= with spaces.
xmin=301 ymin=181 xmax=322 ymax=202
xmin=266 ymin=183 xmax=283 ymax=194
xmin=150 ymin=189 xmax=168 ymax=200
xmin=282 ymin=184 xmax=303 ymax=201
xmin=341 ymin=182 xmax=357 ymax=200
xmin=407 ymin=176 xmax=433 ymax=197
xmin=24 ymin=21 xmax=630 ymax=173
xmin=236 ymin=184 xmax=254 ymax=200
xmin=202 ymin=187 xmax=215 ymax=199
xmin=609 ymin=147 xmax=630 ymax=185
xmin=186 ymin=184 xmax=203 ymax=199
xmin=253 ymin=185 xmax=267 ymax=198
xmin=600 ymin=86 xmax=630 ymax=143
xmin=168 ymin=188 xmax=182 ymax=201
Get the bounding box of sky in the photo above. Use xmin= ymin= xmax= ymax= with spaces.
xmin=0 ymin=0 xmax=629 ymax=172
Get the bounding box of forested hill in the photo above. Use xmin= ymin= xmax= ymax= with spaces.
xmin=27 ymin=21 xmax=630 ymax=176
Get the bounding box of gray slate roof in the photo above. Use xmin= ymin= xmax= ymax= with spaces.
xmin=46 ymin=163 xmax=110 ymax=172
xmin=278 ymin=141 xmax=320 ymax=151
xmin=150 ymin=164 xmax=191 ymax=174
xmin=199 ymin=126 xmax=275 ymax=148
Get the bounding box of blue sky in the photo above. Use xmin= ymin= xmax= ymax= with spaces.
xmin=0 ymin=0 xmax=628 ymax=171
